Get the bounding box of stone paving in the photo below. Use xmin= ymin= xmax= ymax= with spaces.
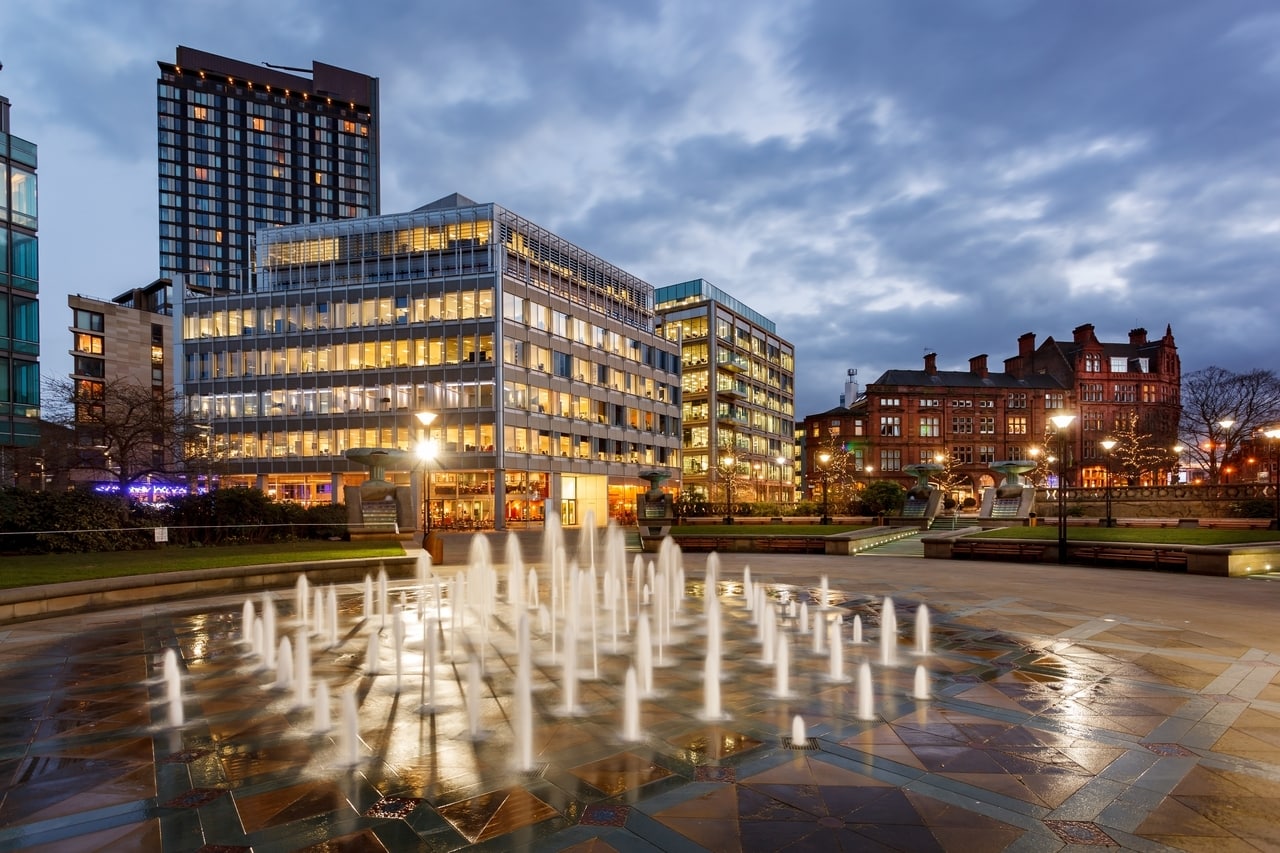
xmin=1 ymin=540 xmax=1279 ymax=851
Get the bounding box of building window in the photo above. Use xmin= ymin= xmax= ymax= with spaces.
xmin=918 ymin=416 xmax=940 ymax=438
xmin=1045 ymin=393 xmax=1065 ymax=410
xmin=1110 ymin=357 xmax=1128 ymax=373
xmin=1085 ymin=353 xmax=1101 ymax=372
xmin=1007 ymin=416 xmax=1028 ymax=435
xmin=1007 ymin=392 xmax=1027 ymax=409
xmin=879 ymin=449 xmax=902 ymax=472
xmin=979 ymin=416 xmax=995 ymax=434
xmin=74 ymin=333 xmax=103 ymax=355
xmin=978 ymin=445 xmax=996 ymax=464
xmin=879 ymin=416 xmax=901 ymax=437
xmin=879 ymin=397 xmax=900 ymax=407
xmin=953 ymin=446 xmax=973 ymax=464
xmin=919 ymin=398 xmax=940 ymax=408
xmin=952 ymin=416 xmax=973 ymax=435
xmin=74 ymin=356 xmax=105 ymax=378
xmin=74 ymin=309 xmax=104 ymax=332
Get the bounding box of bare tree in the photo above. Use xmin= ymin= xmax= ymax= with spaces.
xmin=1180 ymin=367 xmax=1280 ymax=484
xmin=1109 ymin=410 xmax=1175 ymax=485
xmin=43 ymin=377 xmax=203 ymax=497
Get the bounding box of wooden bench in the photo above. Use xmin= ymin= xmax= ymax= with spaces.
xmin=1117 ymin=519 xmax=1181 ymax=528
xmin=673 ymin=537 xmax=730 ymax=552
xmin=950 ymin=540 xmax=1047 ymax=561
xmin=1074 ymin=545 xmax=1187 ymax=569
xmin=756 ymin=537 xmax=826 ymax=554
xmin=1199 ymin=519 xmax=1273 ymax=530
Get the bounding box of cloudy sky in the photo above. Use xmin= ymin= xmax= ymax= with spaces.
xmin=3 ymin=0 xmax=1278 ymax=416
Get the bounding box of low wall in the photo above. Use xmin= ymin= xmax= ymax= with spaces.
xmin=1033 ymin=483 xmax=1275 ymax=519
xmin=0 ymin=554 xmax=418 ymax=625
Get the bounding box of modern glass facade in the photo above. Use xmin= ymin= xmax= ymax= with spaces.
xmin=0 ymin=93 xmax=40 ymax=469
xmin=655 ymin=279 xmax=795 ymax=504
xmin=178 ymin=194 xmax=682 ymax=527
xmin=157 ymin=47 xmax=379 ymax=291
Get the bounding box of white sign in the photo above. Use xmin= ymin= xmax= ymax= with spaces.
xmin=154 ymin=527 xmax=169 ymax=543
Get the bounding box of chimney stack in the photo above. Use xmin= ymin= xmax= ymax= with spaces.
xmin=969 ymin=354 xmax=989 ymax=377
xmin=923 ymin=353 xmax=938 ymax=375
xmin=1073 ymin=323 xmax=1095 ymax=344
xmin=1018 ymin=332 xmax=1036 ymax=356
xmin=1129 ymin=327 xmax=1148 ymax=346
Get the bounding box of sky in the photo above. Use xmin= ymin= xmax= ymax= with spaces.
xmin=3 ymin=0 xmax=1279 ymax=417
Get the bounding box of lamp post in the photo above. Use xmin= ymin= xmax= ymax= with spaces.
xmin=415 ymin=411 xmax=437 ymax=535
xmin=776 ymin=455 xmax=787 ymax=504
xmin=1171 ymin=444 xmax=1184 ymax=486
xmin=1217 ymin=418 xmax=1236 ymax=484
xmin=1265 ymin=428 xmax=1280 ymax=530
xmin=818 ymin=451 xmax=832 ymax=524
xmin=1050 ymin=414 xmax=1076 ymax=563
xmin=1100 ymin=437 xmax=1117 ymax=527
xmin=721 ymin=455 xmax=735 ymax=522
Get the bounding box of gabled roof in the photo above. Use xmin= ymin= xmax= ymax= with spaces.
xmin=414 ymin=192 xmax=481 ymax=211
xmin=871 ymin=369 xmax=1066 ymax=390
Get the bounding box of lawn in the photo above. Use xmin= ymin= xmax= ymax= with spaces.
xmin=669 ymin=524 xmax=863 ymax=536
xmin=975 ymin=526 xmax=1279 ymax=546
xmin=0 ymin=541 xmax=407 ymax=590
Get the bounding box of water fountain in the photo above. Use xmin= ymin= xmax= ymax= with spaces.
xmin=200 ymin=513 xmax=956 ymax=847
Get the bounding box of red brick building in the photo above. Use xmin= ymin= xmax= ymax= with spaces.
xmin=801 ymin=324 xmax=1181 ymax=503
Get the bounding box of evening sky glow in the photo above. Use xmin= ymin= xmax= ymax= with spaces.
xmin=3 ymin=0 xmax=1278 ymax=416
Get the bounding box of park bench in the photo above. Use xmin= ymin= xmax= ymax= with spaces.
xmin=756 ymin=537 xmax=826 ymax=554
xmin=674 ymin=537 xmax=731 ymax=552
xmin=1073 ymin=545 xmax=1187 ymax=569
xmin=950 ymin=539 xmax=1047 ymax=561
xmin=1116 ymin=519 xmax=1181 ymax=528
xmin=1199 ymin=519 xmax=1273 ymax=530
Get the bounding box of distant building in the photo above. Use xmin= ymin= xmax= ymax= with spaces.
xmin=0 ymin=91 xmax=40 ymax=480
xmin=157 ymin=47 xmax=380 ymax=291
xmin=68 ymin=279 xmax=175 ymax=492
xmin=801 ymin=324 xmax=1182 ymax=502
xmin=177 ymin=193 xmax=682 ymax=527
xmin=654 ymin=279 xmax=795 ymax=505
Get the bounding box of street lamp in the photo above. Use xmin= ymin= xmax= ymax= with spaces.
xmin=818 ymin=451 xmax=832 ymax=524
xmin=1100 ymin=438 xmax=1117 ymax=527
xmin=415 ymin=411 xmax=437 ymax=535
xmin=1217 ymin=418 xmax=1236 ymax=484
xmin=1265 ymin=427 xmax=1280 ymax=530
xmin=776 ymin=455 xmax=787 ymax=503
xmin=1050 ymin=414 xmax=1076 ymax=563
xmin=721 ymin=455 xmax=735 ymax=522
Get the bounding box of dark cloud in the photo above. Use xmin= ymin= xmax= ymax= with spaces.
xmin=4 ymin=0 xmax=1277 ymax=417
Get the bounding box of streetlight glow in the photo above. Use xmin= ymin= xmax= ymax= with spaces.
xmin=1100 ymin=437 xmax=1117 ymax=527
xmin=817 ymin=451 xmax=832 ymax=524
xmin=1050 ymin=414 xmax=1076 ymax=563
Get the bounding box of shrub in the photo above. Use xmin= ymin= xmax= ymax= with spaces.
xmin=1230 ymin=498 xmax=1275 ymax=519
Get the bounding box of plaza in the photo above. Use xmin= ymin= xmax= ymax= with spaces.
xmin=1 ymin=538 xmax=1278 ymax=851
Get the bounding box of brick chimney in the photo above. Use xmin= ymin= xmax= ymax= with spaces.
xmin=1073 ymin=323 xmax=1095 ymax=344
xmin=924 ymin=352 xmax=938 ymax=375
xmin=969 ymin=354 xmax=989 ymax=377
xmin=1018 ymin=332 xmax=1036 ymax=356
xmin=1129 ymin=327 xmax=1148 ymax=345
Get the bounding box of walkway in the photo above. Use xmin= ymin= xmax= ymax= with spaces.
xmin=0 ymin=547 xmax=1278 ymax=850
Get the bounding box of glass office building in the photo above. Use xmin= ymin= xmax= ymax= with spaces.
xmin=1 ymin=92 xmax=40 ymax=475
xmin=178 ymin=194 xmax=682 ymax=528
xmin=157 ymin=46 xmax=380 ymax=291
xmin=655 ymin=279 xmax=795 ymax=505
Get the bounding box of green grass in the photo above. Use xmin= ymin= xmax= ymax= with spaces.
xmin=669 ymin=524 xmax=864 ymax=536
xmin=0 ymin=541 xmax=407 ymax=590
xmin=975 ymin=526 xmax=1279 ymax=546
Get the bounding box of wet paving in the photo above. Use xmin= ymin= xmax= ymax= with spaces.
xmin=1 ymin=544 xmax=1279 ymax=851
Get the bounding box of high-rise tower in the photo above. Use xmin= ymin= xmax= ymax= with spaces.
xmin=0 ymin=88 xmax=40 ymax=477
xmin=157 ymin=47 xmax=380 ymax=290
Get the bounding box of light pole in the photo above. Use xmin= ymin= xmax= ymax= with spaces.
xmin=1050 ymin=414 xmax=1076 ymax=563
xmin=776 ymin=455 xmax=787 ymax=504
xmin=415 ymin=411 xmax=437 ymax=536
xmin=818 ymin=451 xmax=832 ymax=524
xmin=1171 ymin=444 xmax=1184 ymax=485
xmin=1265 ymin=427 xmax=1280 ymax=529
xmin=1217 ymin=418 xmax=1236 ymax=484
xmin=1100 ymin=437 xmax=1116 ymax=527
xmin=721 ymin=455 xmax=735 ymax=522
